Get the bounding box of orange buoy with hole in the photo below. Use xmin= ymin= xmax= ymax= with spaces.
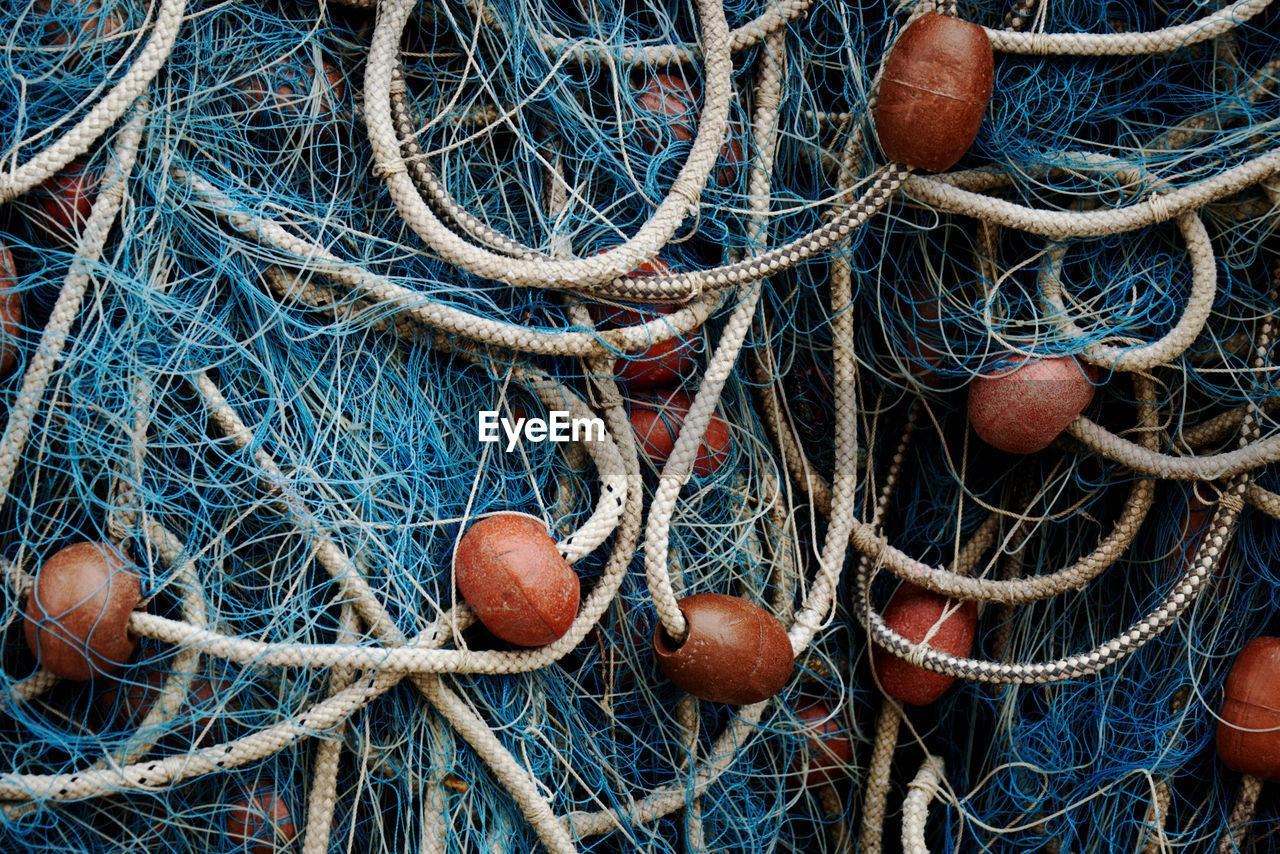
xmin=634 ymin=71 xmax=746 ymax=188
xmin=629 ymin=390 xmax=731 ymax=476
xmin=871 ymin=583 xmax=976 ymax=706
xmin=790 ymin=697 xmax=854 ymax=788
xmin=454 ymin=513 xmax=580 ymax=647
xmin=0 ymin=244 xmax=24 ymax=377
xmin=227 ymin=788 xmax=297 ymax=854
xmin=1216 ymin=636 xmax=1280 ymax=780
xmin=653 ymin=592 xmax=794 ymax=705
xmin=23 ymin=542 xmax=141 ymax=681
xmin=967 ymin=356 xmax=1098 ymax=454
xmin=874 ymin=12 xmax=994 ymax=172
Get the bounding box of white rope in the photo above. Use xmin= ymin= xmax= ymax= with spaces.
xmin=0 ymin=0 xmax=185 ymax=203
xmin=901 ymin=756 xmax=946 ymax=854
xmin=364 ymin=0 xmax=735 ymax=291
xmin=905 ymin=148 xmax=1280 ymax=239
xmin=644 ymin=27 xmax=785 ymax=641
xmin=177 ymin=170 xmax=722 ymax=357
xmin=985 ymin=0 xmax=1272 ymax=56
xmin=0 ymin=108 xmax=144 ymax=506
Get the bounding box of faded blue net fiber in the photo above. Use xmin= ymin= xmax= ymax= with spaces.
xmin=0 ymin=0 xmax=1277 ymax=852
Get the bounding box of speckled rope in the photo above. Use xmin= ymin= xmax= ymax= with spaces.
xmin=852 ymin=480 xmax=1243 ymax=684
xmin=590 ymin=164 xmax=910 ymax=301
xmin=390 ymin=68 xmax=542 ymax=264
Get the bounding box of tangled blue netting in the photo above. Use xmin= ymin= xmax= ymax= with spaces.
xmin=0 ymin=0 xmax=1278 ymax=851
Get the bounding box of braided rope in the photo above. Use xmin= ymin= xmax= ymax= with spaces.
xmin=1039 ymin=207 xmax=1217 ymax=372
xmin=858 ymin=702 xmax=903 ymax=854
xmin=365 ymin=0 xmax=734 ymax=292
xmin=0 ymin=109 xmax=144 ymax=504
xmin=985 ymin=0 xmax=1272 ymax=55
xmin=905 ymin=149 xmax=1280 ymax=240
xmin=645 ymin=29 xmax=785 ymax=641
xmin=1215 ymin=774 xmax=1265 ymax=854
xmin=901 ymin=755 xmax=947 ymax=854
xmin=178 ymin=168 xmax=723 ymax=356
xmin=0 ymin=0 xmax=185 ymax=204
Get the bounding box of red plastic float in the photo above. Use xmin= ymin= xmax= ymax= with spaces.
xmin=1217 ymin=636 xmax=1280 ymax=780
xmin=589 ymin=255 xmax=699 ymax=390
xmin=897 ymin=280 xmax=946 ymax=388
xmin=240 ymin=55 xmax=346 ymax=134
xmin=874 ymin=12 xmax=994 ymax=172
xmin=653 ymin=592 xmax=794 ymax=705
xmin=33 ymin=159 xmax=97 ymax=243
xmin=968 ymin=355 xmax=1098 ymax=454
xmin=0 ymin=244 xmax=23 ymax=377
xmin=1174 ymin=490 xmax=1233 ymax=590
xmin=454 ymin=513 xmax=580 ymax=647
xmin=790 ymin=697 xmax=854 ymax=787
xmin=634 ymin=71 xmax=746 ymax=188
xmin=98 ymin=670 xmax=224 ymax=747
xmin=871 ymin=582 xmax=976 ymax=706
xmin=227 ymin=789 xmax=297 ymax=854
xmin=629 ymin=390 xmax=731 ymax=476
xmin=23 ymin=542 xmax=141 ymax=681
xmin=35 ymin=0 xmax=124 ymax=55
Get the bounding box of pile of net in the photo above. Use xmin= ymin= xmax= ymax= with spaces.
xmin=0 ymin=0 xmax=1278 ymax=851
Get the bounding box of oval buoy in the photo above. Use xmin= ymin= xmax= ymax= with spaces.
xmin=653 ymin=592 xmax=794 ymax=705
xmin=23 ymin=542 xmax=141 ymax=681
xmin=968 ymin=356 xmax=1098 ymax=454
xmin=454 ymin=513 xmax=580 ymax=647
xmin=871 ymin=583 xmax=976 ymax=706
xmin=874 ymin=12 xmax=994 ymax=172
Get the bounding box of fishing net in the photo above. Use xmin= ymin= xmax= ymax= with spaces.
xmin=0 ymin=0 xmax=1277 ymax=851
